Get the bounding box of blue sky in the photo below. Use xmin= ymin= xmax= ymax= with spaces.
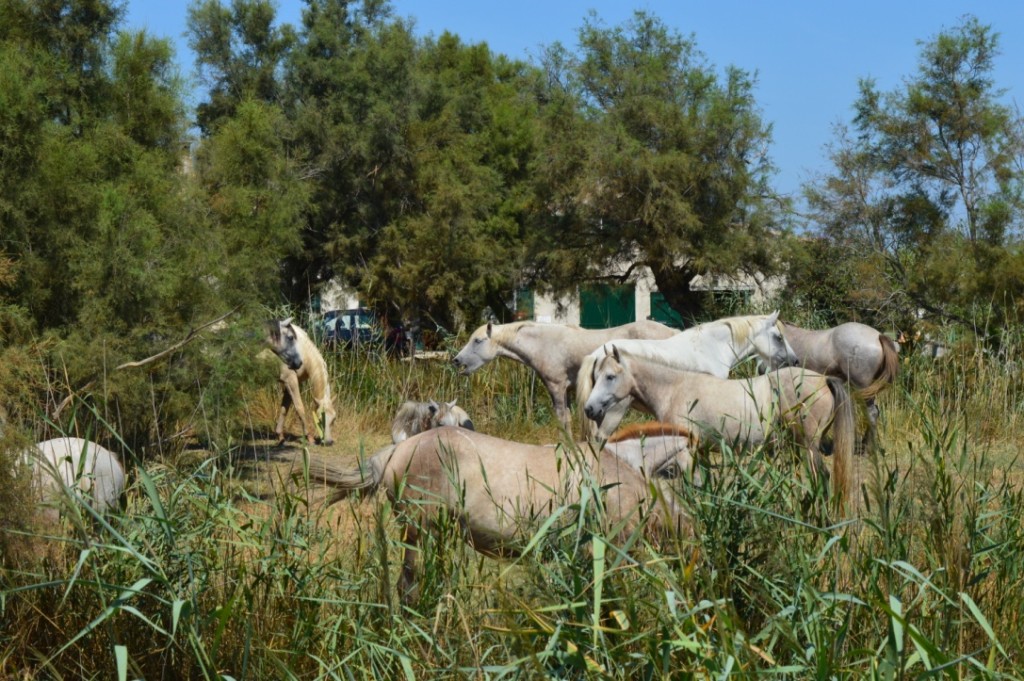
xmin=125 ymin=1 xmax=1024 ymax=200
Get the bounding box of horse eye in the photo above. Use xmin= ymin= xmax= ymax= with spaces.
xmin=474 ymin=337 xmax=483 ymax=345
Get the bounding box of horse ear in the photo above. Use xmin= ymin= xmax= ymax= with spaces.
xmin=486 ymin=322 xmax=493 ymax=338
xmin=767 ymin=310 xmax=779 ymax=324
xmin=612 ymin=345 xmax=621 ymax=362
xmin=446 ymin=400 xmax=457 ymax=408
xmin=282 ymin=316 xmax=294 ymax=327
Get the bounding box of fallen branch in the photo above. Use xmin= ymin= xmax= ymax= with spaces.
xmin=116 ymin=306 xmax=241 ymax=370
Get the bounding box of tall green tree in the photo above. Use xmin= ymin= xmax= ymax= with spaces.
xmin=530 ymin=11 xmax=780 ymax=321
xmin=804 ymin=16 xmax=1024 ymax=331
xmin=360 ymin=34 xmax=541 ymax=328
xmin=187 ymin=0 xmax=295 ymax=134
xmin=0 ymin=0 xmax=268 ymax=450
xmin=0 ymin=0 xmax=197 ymax=334
xmin=285 ymin=2 xmax=540 ymax=328
xmin=282 ymin=0 xmax=415 ymax=311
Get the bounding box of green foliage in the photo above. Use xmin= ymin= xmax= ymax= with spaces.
xmin=187 ymin=0 xmax=296 ymax=134
xmin=194 ymin=98 xmax=308 ymax=306
xmin=362 ymin=37 xmax=542 ymax=327
xmin=530 ymin=11 xmax=780 ymax=321
xmin=802 ymin=16 xmax=1024 ymax=334
xmin=5 ymin=341 xmax=1024 ymax=677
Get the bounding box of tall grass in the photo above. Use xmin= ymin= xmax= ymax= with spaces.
xmin=3 ymin=337 xmax=1024 ymax=678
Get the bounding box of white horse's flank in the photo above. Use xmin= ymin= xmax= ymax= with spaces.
xmin=305 ymin=423 xmax=693 ymax=602
xmin=24 ymin=437 xmax=125 ymax=523
xmin=452 ymin=319 xmax=677 ymax=431
xmin=266 ymin=318 xmax=337 ymax=446
xmin=391 ymin=399 xmax=475 ymax=443
xmin=582 ymin=347 xmax=853 ymax=503
xmin=575 ymin=312 xmax=799 ymax=435
xmin=781 ymin=320 xmax=899 ymax=448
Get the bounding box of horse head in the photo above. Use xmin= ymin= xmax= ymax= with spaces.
xmin=266 ymin=318 xmax=303 ymax=371
xmin=438 ymin=400 xmax=475 ymax=431
xmin=750 ymin=311 xmax=799 ymax=370
xmin=583 ymin=346 xmax=634 ymax=437
xmin=453 ymin=322 xmax=497 ymax=375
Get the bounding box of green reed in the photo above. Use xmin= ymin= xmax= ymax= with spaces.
xmin=3 ymin=335 xmax=1024 ymax=678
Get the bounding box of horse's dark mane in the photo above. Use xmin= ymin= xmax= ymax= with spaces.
xmin=265 ymin=320 xmax=282 ymax=342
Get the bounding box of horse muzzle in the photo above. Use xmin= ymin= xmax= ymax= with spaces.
xmin=583 ymin=404 xmax=604 ymax=424
xmin=452 ymin=357 xmax=475 ymax=376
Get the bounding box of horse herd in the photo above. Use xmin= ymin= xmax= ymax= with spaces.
xmin=15 ymin=312 xmax=898 ymax=603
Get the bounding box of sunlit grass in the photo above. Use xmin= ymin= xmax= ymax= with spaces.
xmin=3 ymin=335 xmax=1024 ymax=678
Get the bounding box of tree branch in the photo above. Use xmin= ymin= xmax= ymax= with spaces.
xmin=116 ymin=306 xmax=241 ymax=370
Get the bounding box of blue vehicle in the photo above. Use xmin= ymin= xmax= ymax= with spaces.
xmin=322 ymin=308 xmax=379 ymax=347
xmin=322 ymin=308 xmax=410 ymax=355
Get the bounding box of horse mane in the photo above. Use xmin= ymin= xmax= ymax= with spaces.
xmin=607 ymin=421 xmax=695 ymax=444
xmin=722 ymin=315 xmax=757 ymax=345
xmin=489 ymin=321 xmax=537 ymax=344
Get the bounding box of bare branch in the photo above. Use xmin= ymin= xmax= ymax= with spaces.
xmin=116 ymin=306 xmax=241 ymax=371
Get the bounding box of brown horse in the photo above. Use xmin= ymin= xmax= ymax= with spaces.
xmin=452 ymin=319 xmax=678 ymax=432
xmin=307 ymin=424 xmax=694 ymax=603
xmin=265 ymin=318 xmax=337 ymax=446
xmin=582 ymin=347 xmax=854 ymax=505
xmin=781 ymin=321 xmax=899 ymax=449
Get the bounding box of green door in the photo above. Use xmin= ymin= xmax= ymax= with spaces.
xmin=515 ymin=287 xmax=535 ymax=320
xmin=649 ymin=291 xmax=685 ymax=329
xmin=580 ymin=284 xmax=635 ymax=328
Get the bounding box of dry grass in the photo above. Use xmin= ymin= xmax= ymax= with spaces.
xmin=4 ymin=340 xmax=1024 ymax=678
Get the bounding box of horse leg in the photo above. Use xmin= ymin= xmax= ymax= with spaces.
xmin=283 ymin=371 xmax=317 ymax=444
xmin=275 ymin=379 xmax=294 ymax=445
xmin=397 ymin=522 xmax=420 ymax=606
xmin=862 ymin=397 xmax=879 ymax=455
xmin=796 ymin=400 xmax=830 ymax=487
xmin=313 ymin=388 xmax=336 ymax=446
xmin=545 ymin=379 xmax=571 ymax=433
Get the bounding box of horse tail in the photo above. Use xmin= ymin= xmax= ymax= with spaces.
xmin=576 ymin=353 xmax=600 ymax=438
xmin=826 ymin=376 xmax=855 ymax=509
xmin=302 ymin=444 xmax=393 ymax=505
xmin=856 ymin=334 xmax=900 ymax=401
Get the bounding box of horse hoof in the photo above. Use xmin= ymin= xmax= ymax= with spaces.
xmin=323 ymin=439 xmax=334 ymax=446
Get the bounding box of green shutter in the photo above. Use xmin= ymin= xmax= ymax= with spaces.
xmin=515 ymin=287 xmax=535 ymax=320
xmin=649 ymin=292 xmax=685 ymax=329
xmin=580 ymin=284 xmax=635 ymax=328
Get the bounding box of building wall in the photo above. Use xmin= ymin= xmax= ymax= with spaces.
xmin=530 ymin=266 xmax=782 ymax=326
xmin=319 ymin=279 xmax=361 ymax=312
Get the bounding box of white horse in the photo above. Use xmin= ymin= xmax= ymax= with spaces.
xmin=302 ymin=422 xmax=694 ymax=603
xmin=391 ymin=399 xmax=475 ymax=443
xmin=452 ymin=319 xmax=677 ymax=431
xmin=582 ymin=347 xmax=853 ymax=504
xmin=576 ymin=312 xmax=799 ymax=435
xmin=23 ymin=437 xmax=125 ymax=523
xmin=781 ymin=320 xmax=899 ymax=449
xmin=265 ymin=318 xmax=337 ymax=446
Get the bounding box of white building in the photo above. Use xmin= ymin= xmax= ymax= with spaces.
xmin=524 ymin=265 xmax=782 ymax=328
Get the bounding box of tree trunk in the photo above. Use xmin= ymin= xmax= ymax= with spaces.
xmin=649 ymin=265 xmax=705 ymax=324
